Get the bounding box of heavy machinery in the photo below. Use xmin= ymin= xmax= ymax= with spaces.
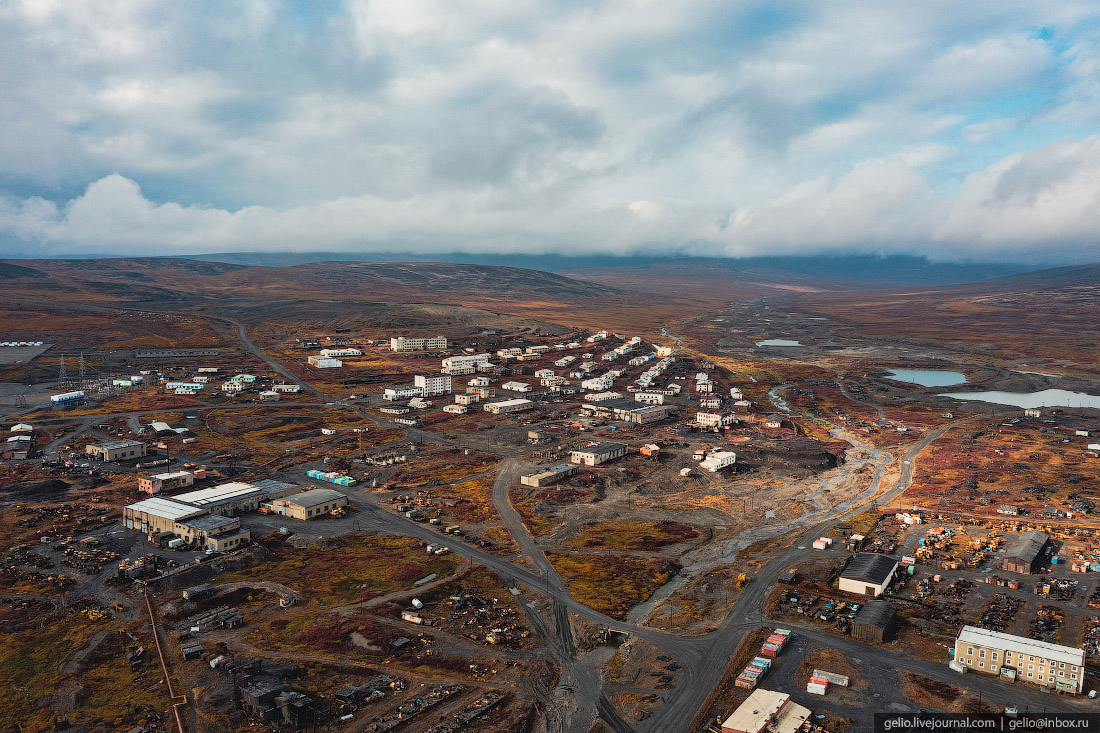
xmin=736 ymin=572 xmax=749 ymax=589
xmin=331 ymin=506 xmax=347 ymax=518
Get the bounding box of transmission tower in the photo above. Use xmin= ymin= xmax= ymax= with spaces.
xmin=58 ymin=355 xmax=67 ymax=381
xmin=78 ymin=353 xmax=86 ymax=383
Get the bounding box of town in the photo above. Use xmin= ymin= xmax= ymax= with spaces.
xmin=3 ymin=275 xmax=1100 ymax=733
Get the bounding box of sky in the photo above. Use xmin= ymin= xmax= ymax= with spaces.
xmin=3 ymin=1 xmax=1100 ymax=264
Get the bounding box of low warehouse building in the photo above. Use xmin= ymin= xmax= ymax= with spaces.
xmin=1000 ymin=530 xmax=1049 ymax=574
xmin=307 ymin=356 xmax=342 ymax=368
xmin=520 ymin=463 xmax=579 ymax=487
xmin=122 ymin=496 xmax=250 ymax=551
xmin=86 ymin=439 xmax=147 ymax=461
xmin=850 ymin=599 xmax=897 ymax=642
xmin=172 ymin=481 xmax=296 ymax=517
xmin=483 ymin=398 xmax=534 ymax=415
xmin=721 ymin=689 xmax=811 ymax=733
xmin=266 ymin=488 xmax=348 ymax=520
xmin=569 ymin=442 xmax=629 ymax=466
xmin=839 ymin=553 xmax=898 ymax=597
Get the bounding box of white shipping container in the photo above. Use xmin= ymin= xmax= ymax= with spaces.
xmin=807 ymin=683 xmax=827 ymax=696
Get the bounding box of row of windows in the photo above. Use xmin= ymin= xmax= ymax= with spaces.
xmin=966 ymin=647 xmax=1077 ymax=671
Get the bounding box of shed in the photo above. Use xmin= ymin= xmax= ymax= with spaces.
xmin=1000 ymin=530 xmax=1049 ymax=574
xmin=850 ymin=599 xmax=897 ymax=642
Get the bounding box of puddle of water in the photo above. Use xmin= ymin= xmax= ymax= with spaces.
xmin=756 ymin=339 xmax=803 ymax=347
xmin=885 ymin=369 xmax=967 ymax=387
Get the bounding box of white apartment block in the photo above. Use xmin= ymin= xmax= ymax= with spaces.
xmin=414 ymin=374 xmax=452 ymax=396
xmin=391 ymin=335 xmax=447 ymax=352
xmin=383 ymin=385 xmax=422 ymax=401
xmin=441 ymin=354 xmax=493 ymax=372
xmin=700 ymin=451 xmax=737 ymax=472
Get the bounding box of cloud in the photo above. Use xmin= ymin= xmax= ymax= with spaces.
xmin=2 ymin=1 xmax=1100 ymax=262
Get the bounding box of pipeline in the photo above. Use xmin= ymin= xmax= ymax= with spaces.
xmin=143 ymin=583 xmax=189 ymax=733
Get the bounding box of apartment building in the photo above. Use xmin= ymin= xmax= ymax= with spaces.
xmin=390 ymin=335 xmax=447 ymax=352
xmin=414 ymin=374 xmax=452 ymax=396
xmin=954 ymin=626 xmax=1084 ymax=694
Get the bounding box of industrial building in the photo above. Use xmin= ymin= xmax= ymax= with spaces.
xmin=954 ymin=626 xmax=1084 ymax=693
xmin=122 ymin=496 xmax=251 ymax=552
xmin=850 ymin=599 xmax=897 ymax=642
xmin=86 ymin=439 xmax=147 ymax=462
xmin=139 ymin=470 xmax=196 ymax=495
xmin=320 ymin=347 xmax=362 ymax=357
xmin=414 ymin=374 xmax=452 ymax=396
xmin=171 ymin=481 xmax=298 ymax=516
xmin=839 ymin=553 xmax=898 ymax=597
xmin=700 ymin=451 xmax=737 ymax=472
xmin=581 ymin=398 xmax=676 ymax=424
xmin=721 ymin=689 xmax=811 ymax=733
xmin=307 ymin=355 xmax=342 ymax=368
xmin=1000 ymin=530 xmax=1049 ymax=574
xmin=520 ymin=463 xmax=579 ymax=487
xmin=570 ymin=442 xmax=629 ymax=466
xmin=483 ymin=398 xmax=534 ymax=415
xmin=383 ymin=385 xmax=422 ymax=400
xmin=390 ymin=335 xmax=447 ymax=352
xmin=265 ymin=488 xmax=347 ymax=520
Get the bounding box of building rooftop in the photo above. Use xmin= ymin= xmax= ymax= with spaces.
xmin=278 ymin=488 xmax=346 ymax=509
xmin=147 ymin=471 xmax=193 ymax=481
xmin=90 ymin=439 xmax=144 ymax=450
xmin=841 ymin=553 xmax=899 ymax=585
xmin=571 ymin=442 xmax=627 ymax=456
xmin=486 ymin=398 xmax=533 ymax=407
xmin=125 ymin=496 xmax=204 ymax=522
xmin=722 ymin=689 xmax=809 ymax=733
xmin=252 ymin=479 xmax=298 ymax=494
xmin=180 ymin=514 xmax=238 ymax=532
xmin=853 ymin=599 xmax=897 ymax=629
xmin=172 ymin=482 xmax=265 ymax=507
xmin=957 ymin=626 xmax=1084 ymax=666
xmin=1004 ymin=530 xmax=1049 ymax=563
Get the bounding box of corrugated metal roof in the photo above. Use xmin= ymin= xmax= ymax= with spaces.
xmin=172 ymin=482 xmax=263 ymax=506
xmin=853 ymin=599 xmax=896 ymax=629
xmin=1004 ymin=530 xmax=1049 ymax=564
xmin=841 ymin=553 xmax=899 ymax=585
xmin=278 ymin=488 xmax=345 ymax=508
xmin=125 ymin=496 xmax=203 ymax=521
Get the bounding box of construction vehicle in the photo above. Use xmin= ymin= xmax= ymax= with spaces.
xmin=736 ymin=572 xmax=749 ymax=589
xmin=331 ymin=506 xmax=347 ymax=518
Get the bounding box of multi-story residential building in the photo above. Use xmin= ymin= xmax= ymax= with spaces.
xmin=954 ymin=626 xmax=1084 ymax=694
xmin=414 ymin=374 xmax=452 ymax=396
xmin=390 ymin=335 xmax=447 ymax=352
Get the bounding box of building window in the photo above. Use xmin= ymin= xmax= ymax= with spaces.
xmin=979 ymin=650 xmax=985 ymax=658
xmin=979 ymin=662 xmax=985 ymax=669
xmin=991 ymin=666 xmax=998 ymax=673
xmin=992 ymin=653 xmax=998 ymax=660
xmin=1028 ymin=664 xmax=1034 ymax=670
xmin=967 ymin=647 xmax=974 ymax=655
xmin=1059 ymin=663 xmax=1065 ymax=668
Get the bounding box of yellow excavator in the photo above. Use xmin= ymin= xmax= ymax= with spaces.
xmin=736 ymin=572 xmax=749 ymax=589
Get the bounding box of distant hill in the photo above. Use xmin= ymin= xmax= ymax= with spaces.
xmin=0 ymin=257 xmax=621 ymax=304
xmin=184 ymin=251 xmax=1034 ymax=287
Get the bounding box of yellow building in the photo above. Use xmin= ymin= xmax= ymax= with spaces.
xmin=954 ymin=626 xmax=1084 ymax=694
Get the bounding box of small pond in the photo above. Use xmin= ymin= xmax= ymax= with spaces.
xmin=885 ymin=369 xmax=968 ymax=387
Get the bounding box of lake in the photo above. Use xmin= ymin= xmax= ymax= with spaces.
xmin=938 ymin=389 xmax=1100 ymax=409
xmin=885 ymin=369 xmax=968 ymax=387
xmin=756 ymin=339 xmax=803 ymax=347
